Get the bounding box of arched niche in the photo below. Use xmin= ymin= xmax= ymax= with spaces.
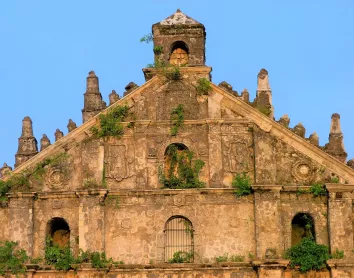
xmin=291 ymin=213 xmax=316 ymax=246
xmin=46 ymin=217 xmax=70 ymax=248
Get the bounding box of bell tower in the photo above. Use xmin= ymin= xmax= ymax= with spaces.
xmin=152 ymin=9 xmax=206 ymax=66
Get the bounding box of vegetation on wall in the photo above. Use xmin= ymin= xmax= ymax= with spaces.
xmin=309 ymin=183 xmax=327 ymax=197
xmin=44 ymin=237 xmax=124 ymax=271
xmin=0 ymin=153 xmax=69 ymax=201
xmin=91 ymin=105 xmax=130 ymax=138
xmin=215 ymin=253 xmax=244 ymax=263
xmin=140 ymin=33 xmax=153 ymax=43
xmin=0 ymin=241 xmax=28 ymax=276
xmin=285 ymin=237 xmax=330 ymax=273
xmin=232 ymin=173 xmax=252 ymax=197
xmin=153 ymin=45 xmax=163 ymax=55
xmin=158 ymin=145 xmax=205 ymax=189
xmin=170 ymin=104 xmax=185 ymax=136
xmin=195 ymin=78 xmax=212 ymax=95
xmin=168 ymin=251 xmax=193 ymax=263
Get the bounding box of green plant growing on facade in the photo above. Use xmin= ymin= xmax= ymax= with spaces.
xmin=296 ymin=188 xmax=308 ymax=196
xmin=330 ymin=249 xmax=344 ymax=259
xmin=140 ymin=33 xmax=153 ymax=43
xmin=0 ymin=241 xmax=28 ymax=276
xmin=44 ymin=237 xmax=74 ymax=271
xmin=158 ymin=145 xmax=205 ymax=189
xmin=330 ymin=176 xmax=339 ymax=183
xmin=248 ymin=252 xmax=255 ymax=260
xmin=285 ymin=237 xmax=330 ymax=273
xmin=215 ymin=253 xmax=244 ymax=263
xmin=0 ymin=153 xmax=69 ymax=200
xmin=232 ymin=173 xmax=252 ymax=197
xmin=309 ymin=183 xmax=327 ymax=197
xmin=170 ymin=104 xmax=185 ymax=136
xmin=153 ymin=45 xmax=163 ymax=55
xmin=195 ymin=78 xmax=212 ymax=95
xmin=91 ymin=105 xmax=130 ymax=138
xmin=168 ymin=251 xmax=193 ymax=263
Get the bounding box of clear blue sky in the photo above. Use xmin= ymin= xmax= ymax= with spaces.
xmin=0 ymin=1 xmax=353 ymax=168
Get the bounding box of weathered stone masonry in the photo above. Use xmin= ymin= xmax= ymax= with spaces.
xmin=2 ymin=9 xmax=354 ymax=278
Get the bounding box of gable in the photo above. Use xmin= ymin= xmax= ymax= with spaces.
xmin=4 ymin=67 xmax=354 ymax=193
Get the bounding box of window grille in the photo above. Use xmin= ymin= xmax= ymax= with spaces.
xmin=164 ymin=216 xmax=194 ymax=262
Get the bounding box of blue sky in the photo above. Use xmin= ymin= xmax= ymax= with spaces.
xmin=0 ymin=1 xmax=353 ymax=168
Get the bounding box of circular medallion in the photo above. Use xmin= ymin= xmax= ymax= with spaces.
xmin=292 ymin=161 xmax=313 ymax=183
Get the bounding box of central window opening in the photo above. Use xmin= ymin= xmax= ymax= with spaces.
xmin=169 ymin=41 xmax=189 ymax=66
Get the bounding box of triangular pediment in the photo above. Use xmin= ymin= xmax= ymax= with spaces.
xmin=5 ymin=67 xmax=354 ymax=191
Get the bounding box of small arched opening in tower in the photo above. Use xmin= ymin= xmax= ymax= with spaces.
xmin=169 ymin=41 xmax=189 ymax=66
xmin=291 ymin=213 xmax=315 ymax=246
xmin=46 ymin=217 xmax=70 ymax=248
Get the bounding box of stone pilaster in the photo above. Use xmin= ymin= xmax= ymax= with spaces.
xmin=326 ymin=184 xmax=354 ymax=258
xmin=207 ymin=121 xmax=223 ymax=187
xmin=15 ymin=117 xmax=38 ymax=168
xmin=82 ymin=71 xmax=106 ymax=123
xmin=253 ymin=185 xmax=282 ymax=259
xmin=109 ymin=90 xmax=120 ymax=106
xmin=77 ymin=190 xmax=107 ymax=252
xmin=325 ymin=113 xmax=347 ymax=163
xmin=8 ymin=193 xmax=36 ymax=256
xmin=67 ymin=119 xmax=77 ymax=133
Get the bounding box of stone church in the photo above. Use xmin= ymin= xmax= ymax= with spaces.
xmin=1 ymin=9 xmax=354 ymax=278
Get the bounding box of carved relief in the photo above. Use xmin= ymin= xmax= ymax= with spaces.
xmin=223 ymin=136 xmax=252 ymax=174
xmin=292 ymin=160 xmax=314 ymax=183
xmin=148 ymin=148 xmax=157 ymax=158
xmin=173 ymin=195 xmax=186 ymax=207
xmin=106 ymin=145 xmax=134 ymax=181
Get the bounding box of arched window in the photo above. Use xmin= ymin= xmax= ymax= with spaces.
xmin=164 ymin=143 xmax=190 ymax=178
xmin=164 ymin=216 xmax=194 ymax=262
xmin=169 ymin=41 xmax=189 ymax=66
xmin=291 ymin=213 xmax=315 ymax=246
xmin=47 ymin=217 xmax=70 ymax=248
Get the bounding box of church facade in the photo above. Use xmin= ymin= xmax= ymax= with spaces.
xmin=1 ymin=10 xmax=354 ymax=278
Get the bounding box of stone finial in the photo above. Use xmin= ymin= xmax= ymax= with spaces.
xmin=278 ymin=114 xmax=290 ymax=128
xmin=123 ymin=82 xmax=139 ymax=97
xmin=0 ymin=163 xmax=12 ymax=178
xmin=347 ymin=159 xmax=354 ymax=170
xmin=325 ymin=113 xmax=347 ymax=163
xmin=241 ymin=89 xmax=249 ymax=103
xmin=309 ymin=132 xmax=319 ymax=146
xmin=293 ymin=123 xmax=305 ymax=138
xmin=330 ymin=113 xmax=342 ymax=134
xmin=54 ymin=129 xmax=64 ymax=142
xmin=67 ymin=119 xmax=77 ymax=133
xmin=218 ymin=81 xmax=233 ymax=92
xmin=40 ymin=134 xmax=51 ymax=151
xmin=254 ymin=69 xmax=273 ymax=118
xmin=82 ymin=71 xmax=107 ymax=123
xmin=109 ymin=90 xmax=120 ymax=106
xmin=15 ymin=116 xmax=38 ymax=168
xmin=257 ymin=69 xmax=270 ymax=91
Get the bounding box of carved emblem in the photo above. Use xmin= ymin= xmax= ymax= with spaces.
xmin=292 ymin=160 xmax=314 ymax=182
xmin=121 ymin=218 xmax=132 ymax=229
xmin=45 ymin=168 xmax=68 ymax=190
xmin=173 ymin=195 xmax=186 ymax=207
xmin=148 ymin=148 xmax=157 ymax=158
xmin=106 ymin=145 xmax=133 ymax=181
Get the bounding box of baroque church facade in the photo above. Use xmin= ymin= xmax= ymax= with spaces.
xmin=1 ymin=10 xmax=354 ymax=278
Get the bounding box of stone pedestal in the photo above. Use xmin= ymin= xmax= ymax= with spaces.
xmin=253 ymin=185 xmax=282 ymax=259
xmin=8 ymin=193 xmax=36 ymax=256
xmin=253 ymin=259 xmax=289 ymax=278
xmin=328 ymin=259 xmax=354 ymax=278
xmin=77 ymin=190 xmax=107 ymax=252
xmin=326 ymin=184 xmax=354 ymax=258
